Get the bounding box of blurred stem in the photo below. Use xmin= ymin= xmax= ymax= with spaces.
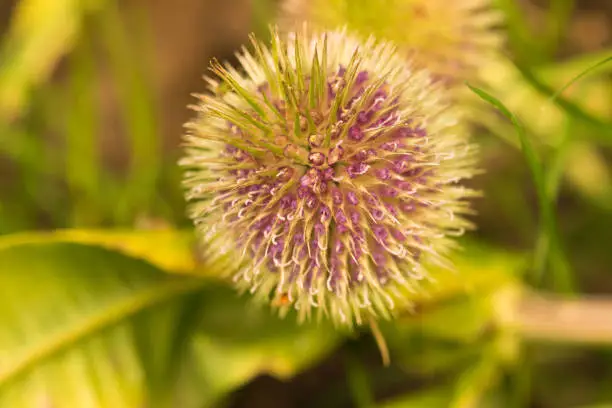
xmin=345 ymin=352 xmax=375 ymax=408
xmin=543 ymin=0 xmax=575 ymax=58
xmin=516 ymin=292 xmax=612 ymax=345
xmin=534 ymin=117 xmax=576 ymax=294
xmin=508 ymin=349 xmax=532 ymax=408
xmin=494 ymin=0 xmax=539 ymax=64
xmin=65 ymin=24 xmax=100 ymax=226
xmin=545 ymin=120 xmax=573 ymax=199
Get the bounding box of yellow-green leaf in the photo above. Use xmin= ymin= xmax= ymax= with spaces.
xmin=0 ymin=242 xmax=205 ymax=407
xmin=0 ymin=228 xmax=198 ymax=274
xmin=0 ymin=239 xmax=341 ymax=407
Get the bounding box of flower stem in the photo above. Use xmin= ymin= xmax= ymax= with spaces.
xmin=516 ymin=292 xmax=612 ymax=345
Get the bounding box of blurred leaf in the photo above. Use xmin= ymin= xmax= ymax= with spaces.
xmin=467 ymin=84 xmax=573 ymax=292
xmin=0 ymin=228 xmax=198 ymax=274
xmin=562 ymin=142 xmax=612 ymax=210
xmin=96 ymin=3 xmax=161 ymax=223
xmin=0 ymin=0 xmax=103 ymax=121
xmin=450 ymin=356 xmax=500 ymax=408
xmin=394 ymin=241 xmax=523 ymax=308
xmin=0 ymin=239 xmax=341 ymax=407
xmin=173 ymin=297 xmax=340 ymax=408
xmin=0 ymin=242 xmax=205 ymax=407
xmin=411 ymin=297 xmax=494 ymax=343
xmin=449 ymin=331 xmax=517 ymax=408
xmin=382 ymin=243 xmax=522 ymax=376
xmin=378 ymin=387 xmax=451 ymax=408
xmin=346 ymin=353 xmax=375 ymax=408
xmin=395 ymin=342 xmax=483 ymax=377
xmin=390 ymin=283 xmax=515 ymax=347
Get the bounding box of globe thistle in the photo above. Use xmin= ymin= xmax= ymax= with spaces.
xmin=181 ymin=27 xmax=478 ymax=327
xmin=280 ymin=0 xmax=504 ymax=86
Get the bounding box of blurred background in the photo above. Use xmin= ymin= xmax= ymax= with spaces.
xmin=1 ymin=0 xmax=612 ymax=407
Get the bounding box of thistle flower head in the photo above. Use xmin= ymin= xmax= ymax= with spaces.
xmin=281 ymin=0 xmax=504 ymax=85
xmin=181 ymin=27 xmax=478 ymax=327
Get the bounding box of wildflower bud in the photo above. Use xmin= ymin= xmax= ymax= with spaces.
xmin=181 ymin=27 xmax=477 ymax=327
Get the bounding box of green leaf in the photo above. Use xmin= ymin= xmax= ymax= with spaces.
xmin=0 ymin=228 xmax=198 ymax=275
xmin=381 ymin=243 xmax=522 ymax=380
xmin=448 ymin=330 xmax=518 ymax=408
xmin=450 ymin=356 xmax=500 ymax=408
xmin=466 ymin=84 xmax=573 ymax=292
xmin=411 ymin=297 xmax=494 ymax=343
xmin=169 ymin=285 xmax=341 ymax=407
xmin=0 ymin=242 xmax=205 ymax=407
xmin=173 ymin=309 xmax=340 ymax=408
xmin=0 ymin=238 xmax=341 ymax=407
xmin=394 ymin=240 xmax=523 ymax=308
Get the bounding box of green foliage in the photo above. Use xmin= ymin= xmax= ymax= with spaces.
xmin=0 ymin=239 xmax=339 ymax=407
xmin=467 ymin=83 xmax=573 ymax=292
xmin=0 ymin=242 xmax=200 ymax=407
xmin=0 ymin=229 xmax=197 ymax=273
xmin=0 ymin=0 xmax=102 ymax=121
xmin=1 ymin=0 xmax=612 ymax=406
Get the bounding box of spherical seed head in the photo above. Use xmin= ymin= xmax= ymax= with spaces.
xmin=280 ymin=0 xmax=504 ymax=86
xmin=181 ymin=26 xmax=478 ymax=327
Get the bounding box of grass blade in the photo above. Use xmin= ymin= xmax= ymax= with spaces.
xmin=64 ymin=27 xmax=101 ymax=226
xmin=97 ymin=3 xmax=160 ymax=224
xmin=515 ymin=62 xmax=612 ymax=145
xmin=548 ymin=55 xmax=612 ymax=104
xmin=467 ymin=83 xmax=573 ymax=292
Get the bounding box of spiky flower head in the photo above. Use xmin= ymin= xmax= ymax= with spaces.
xmin=181 ymin=26 xmax=478 ymax=327
xmin=280 ymin=0 xmax=504 ymax=86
